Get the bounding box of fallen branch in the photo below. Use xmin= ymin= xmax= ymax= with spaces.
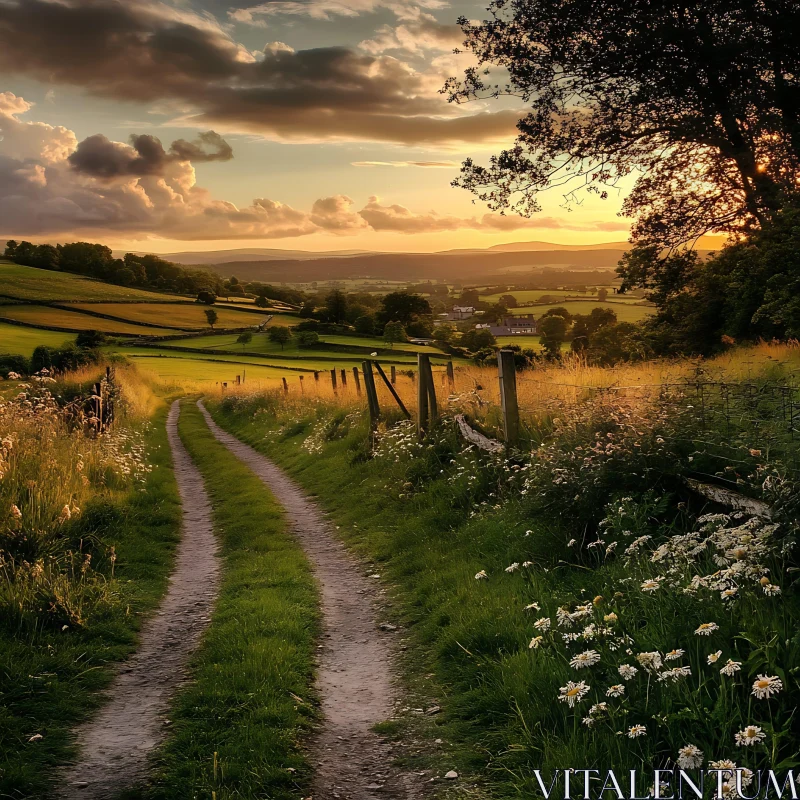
xmin=454 ymin=414 xmax=504 ymax=453
xmin=684 ymin=478 xmax=772 ymax=518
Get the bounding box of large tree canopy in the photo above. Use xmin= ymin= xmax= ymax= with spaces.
xmin=446 ymin=1 xmax=800 ymax=248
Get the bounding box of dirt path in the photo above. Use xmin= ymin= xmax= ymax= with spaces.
xmin=197 ymin=401 xmax=421 ymax=800
xmin=57 ymin=401 xmax=220 ymax=799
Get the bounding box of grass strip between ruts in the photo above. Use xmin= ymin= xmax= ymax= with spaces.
xmin=144 ymin=399 xmax=319 ymax=800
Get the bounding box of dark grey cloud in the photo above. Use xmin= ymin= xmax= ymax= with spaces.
xmin=0 ymin=0 xmax=517 ymax=147
xmin=68 ymin=130 xmax=233 ymax=178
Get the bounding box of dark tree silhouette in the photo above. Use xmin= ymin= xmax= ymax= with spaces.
xmin=445 ymin=1 xmax=800 ymax=249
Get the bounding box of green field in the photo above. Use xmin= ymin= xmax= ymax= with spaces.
xmin=71 ymin=303 xmax=283 ymax=330
xmin=480 ymin=289 xmax=641 ymax=305
xmin=0 ymin=305 xmax=175 ymax=335
xmin=129 ymin=355 xmax=311 ymax=385
xmin=174 ymin=331 xmax=450 ymax=357
xmin=0 ymin=261 xmax=187 ymax=303
xmin=516 ymin=299 xmax=652 ymax=323
xmin=0 ymin=323 xmax=75 ymax=357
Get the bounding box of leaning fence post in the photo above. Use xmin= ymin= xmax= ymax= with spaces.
xmin=341 ymin=368 xmax=348 ymax=388
xmin=330 ymin=368 xmax=337 ymax=392
xmin=352 ymin=366 xmax=362 ymax=396
xmin=374 ymin=362 xmax=411 ymax=419
xmin=497 ymin=349 xmax=520 ymax=448
xmin=282 ymin=377 xmax=289 ymax=394
xmin=446 ymin=360 xmax=455 ymax=392
xmin=362 ymin=360 xmax=380 ymax=428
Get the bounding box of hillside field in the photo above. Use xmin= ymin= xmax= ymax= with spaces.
xmin=0 ymin=261 xmax=188 ymax=303
xmin=0 ymin=304 xmax=176 ymax=336
xmin=70 ymin=303 xmax=281 ymax=330
xmin=0 ymin=322 xmax=75 ymax=357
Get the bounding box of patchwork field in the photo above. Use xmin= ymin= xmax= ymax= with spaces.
xmin=517 ymin=299 xmax=653 ymax=323
xmin=71 ymin=303 xmax=282 ymax=330
xmin=0 ymin=322 xmax=75 ymax=356
xmin=0 ymin=261 xmax=187 ymax=303
xmin=173 ymin=331 xmax=452 ymax=357
xmin=0 ymin=304 xmax=175 ymax=335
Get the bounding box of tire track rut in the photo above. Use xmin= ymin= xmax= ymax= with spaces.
xmin=197 ymin=401 xmax=421 ymax=800
xmin=57 ymin=400 xmax=220 ymax=799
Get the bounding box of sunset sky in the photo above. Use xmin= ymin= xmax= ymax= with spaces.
xmin=0 ymin=0 xmax=634 ymax=253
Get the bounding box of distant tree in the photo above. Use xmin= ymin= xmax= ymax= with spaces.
xmin=30 ymin=345 xmax=53 ymax=374
xmin=538 ymin=314 xmax=569 ymax=358
xmin=31 ymin=244 xmax=60 ymax=271
xmin=254 ymin=295 xmax=270 ymax=308
xmin=204 ymin=308 xmax=218 ymax=329
xmin=458 ymin=288 xmax=481 ymax=307
xmin=378 ymin=292 xmax=431 ymax=326
xmin=354 ymin=314 xmax=376 ymax=335
xmin=76 ymin=330 xmax=108 ymax=348
xmin=113 ymin=267 xmax=136 ymax=286
xmin=299 ymin=301 xmax=317 ymax=318
xmin=406 ymin=319 xmax=433 ymax=338
xmin=325 ymin=289 xmax=348 ymax=323
xmin=236 ymin=331 xmax=253 ymax=350
xmin=382 ymin=321 xmax=407 ymax=348
xmin=588 ymin=322 xmax=646 ymax=365
xmin=4 ymin=240 xmax=18 ymax=259
xmin=460 ymin=328 xmax=497 ymax=352
xmin=500 ymin=294 xmax=518 ymax=308
xmin=296 ymin=331 xmax=320 ymax=348
xmin=598 ymin=288 xmax=609 ymax=302
xmin=268 ymin=326 xmax=292 ymax=350
xmin=432 ymin=324 xmax=455 ymax=343
xmin=542 ymin=307 xmax=573 ymax=324
xmin=197 ymin=290 xmax=216 ymax=305
xmin=571 ymin=308 xmax=617 ymax=352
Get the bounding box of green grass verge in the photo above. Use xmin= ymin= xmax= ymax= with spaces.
xmin=0 ymin=407 xmax=181 ymax=799
xmin=0 ymin=322 xmax=76 ymax=357
xmin=144 ymin=400 xmax=319 ymax=800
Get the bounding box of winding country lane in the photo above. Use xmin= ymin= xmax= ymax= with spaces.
xmin=197 ymin=401 xmax=422 ymax=800
xmin=57 ymin=401 xmax=220 ymax=799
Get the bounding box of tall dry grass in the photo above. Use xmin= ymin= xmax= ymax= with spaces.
xmin=1 ymin=364 xmax=155 ymax=630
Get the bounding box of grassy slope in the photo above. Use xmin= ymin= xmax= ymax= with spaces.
xmin=0 ymin=262 xmax=185 ymax=303
xmin=0 ymin=305 xmax=175 ymax=335
xmin=0 ymin=407 xmax=181 ymax=799
xmin=72 ymin=304 xmax=274 ymax=330
xmin=0 ymin=323 xmax=76 ymax=357
xmin=145 ymin=401 xmax=318 ymax=800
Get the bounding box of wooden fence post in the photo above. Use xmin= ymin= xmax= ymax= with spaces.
xmin=352 ymin=366 xmax=362 ymax=396
xmin=299 ymin=375 xmax=305 ymax=393
xmin=497 ymin=349 xmax=520 ymax=448
xmin=282 ymin=377 xmax=289 ymax=394
xmin=417 ymin=353 xmax=429 ymax=437
xmin=390 ymin=365 xmax=396 ymax=384
xmin=446 ymin=361 xmax=455 ymax=392
xmin=314 ymin=371 xmax=320 ymax=383
xmin=340 ymin=368 xmax=347 ymax=388
xmin=330 ymin=368 xmax=337 ymax=392
xmin=362 ymin=361 xmax=380 ymax=428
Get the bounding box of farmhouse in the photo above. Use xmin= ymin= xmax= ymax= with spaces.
xmin=446 ymin=305 xmax=476 ymax=321
xmin=488 ymin=313 xmax=538 ymax=336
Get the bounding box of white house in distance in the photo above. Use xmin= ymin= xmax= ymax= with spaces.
xmin=446 ymin=305 xmax=476 ymax=321
xmin=488 ymin=313 xmax=538 ymax=336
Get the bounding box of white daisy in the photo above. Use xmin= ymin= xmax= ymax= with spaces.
xmin=707 ymin=650 xmax=722 ymax=664
xmin=735 ymin=725 xmax=766 ymax=747
xmin=627 ymin=725 xmax=647 ymax=738
xmin=677 ymin=744 xmax=704 ymax=770
xmin=618 ymin=664 xmax=638 ymax=680
xmin=720 ymin=659 xmax=742 ymax=676
xmin=528 ymin=636 xmax=544 ymax=649
xmin=751 ymin=675 xmax=782 ymax=700
xmin=558 ymin=680 xmax=590 ymax=707
xmin=534 ymin=617 xmax=551 ymax=632
xmin=570 ymin=650 xmax=601 ymax=669
xmin=694 ymin=622 xmax=719 ymax=636
xmin=606 ymin=684 xmax=625 ymax=697
xmin=664 ymin=649 xmax=685 ymax=661
xmin=474 ymin=570 xmax=488 ymax=580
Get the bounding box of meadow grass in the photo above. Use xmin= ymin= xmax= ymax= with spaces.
xmin=207 ymin=343 xmax=799 ymax=795
xmin=0 ymin=304 xmax=175 ymax=335
xmin=144 ymin=400 xmax=319 ymax=800
xmin=0 ymin=262 xmax=185 ymax=303
xmin=71 ymin=303 xmax=276 ymax=330
xmin=0 ymin=322 xmax=75 ymax=357
xmin=0 ymin=402 xmax=181 ymax=798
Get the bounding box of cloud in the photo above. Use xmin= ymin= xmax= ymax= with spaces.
xmin=0 ymin=95 xmax=627 ymax=241
xmin=68 ymin=131 xmax=233 ymax=179
xmin=359 ymin=8 xmax=463 ymax=55
xmin=0 ymin=0 xmax=516 ymax=148
xmin=351 ymin=160 xmax=458 ymax=167
xmin=229 ymin=0 xmax=447 ymax=24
